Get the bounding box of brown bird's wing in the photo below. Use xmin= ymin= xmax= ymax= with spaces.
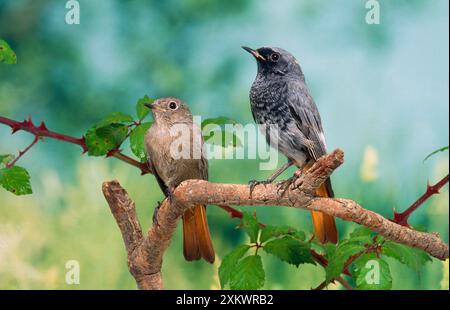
xmin=287 ymin=82 xmax=338 ymax=244
xmin=147 ymin=154 xmax=170 ymax=196
xmin=146 ymin=120 xmax=215 ymax=263
xmin=181 ymin=124 xmax=215 ymax=263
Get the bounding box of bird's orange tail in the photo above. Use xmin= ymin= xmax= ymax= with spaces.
xmin=311 ymin=182 xmax=338 ymax=244
xmin=182 ymin=204 xmax=215 ymax=263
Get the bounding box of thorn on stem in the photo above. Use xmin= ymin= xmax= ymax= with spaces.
xmin=392 ymin=174 xmax=448 ymax=227
xmin=38 ymin=122 xmax=48 ymax=131
xmin=27 ymin=116 xmax=34 ymax=127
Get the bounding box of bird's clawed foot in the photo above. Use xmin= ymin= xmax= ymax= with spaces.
xmin=276 ymin=171 xmax=302 ymax=197
xmin=153 ymin=190 xmax=175 ymax=226
xmin=276 ymin=179 xmax=292 ymax=197
xmin=167 ymin=190 xmax=176 ymax=204
xmin=248 ymin=179 xmax=273 ymax=197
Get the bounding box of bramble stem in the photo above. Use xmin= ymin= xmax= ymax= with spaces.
xmin=393 ymin=174 xmax=449 ymax=226
xmin=6 ymin=135 xmax=39 ymax=168
xmin=0 ymin=115 xmax=150 ymax=174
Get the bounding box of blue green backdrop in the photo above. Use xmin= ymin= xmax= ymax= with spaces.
xmin=0 ymin=0 xmax=448 ymax=289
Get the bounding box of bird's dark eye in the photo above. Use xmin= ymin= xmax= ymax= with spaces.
xmin=270 ymin=53 xmax=280 ymax=62
xmin=168 ymin=101 xmax=178 ymax=110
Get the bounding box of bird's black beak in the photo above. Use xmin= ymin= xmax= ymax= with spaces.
xmin=144 ymin=102 xmax=154 ymax=110
xmin=242 ymin=46 xmax=265 ymax=61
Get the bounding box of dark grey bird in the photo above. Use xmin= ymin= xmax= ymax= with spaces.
xmin=144 ymin=97 xmax=215 ymax=263
xmin=243 ymin=46 xmax=338 ymax=244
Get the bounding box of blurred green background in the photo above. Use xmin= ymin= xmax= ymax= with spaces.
xmin=0 ymin=0 xmax=448 ymax=289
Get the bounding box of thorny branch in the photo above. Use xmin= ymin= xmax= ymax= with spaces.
xmin=393 ymin=174 xmax=450 ymax=226
xmin=5 ymin=135 xmax=39 ymax=168
xmin=1 ymin=115 xmax=448 ymax=289
xmin=0 ymin=116 xmax=150 ymax=174
xmin=102 ymin=149 xmax=449 ymax=290
xmin=1 ymin=114 xmax=447 ymax=224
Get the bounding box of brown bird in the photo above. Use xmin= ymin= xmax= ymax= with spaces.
xmin=144 ymin=97 xmax=215 ymax=263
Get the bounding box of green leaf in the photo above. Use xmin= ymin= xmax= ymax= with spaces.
xmin=218 ymin=244 xmax=251 ymax=288
xmin=136 ymin=95 xmax=153 ymax=120
xmin=201 ymin=117 xmax=237 ymax=129
xmin=85 ymin=124 xmax=128 ymax=156
xmin=326 ymin=240 xmax=366 ymax=282
xmin=94 ymin=112 xmax=133 ymax=129
xmin=381 ymin=241 xmax=432 ymax=271
xmin=230 ymin=255 xmax=265 ymax=290
xmin=260 ymin=225 xmax=305 ymax=243
xmin=129 ymin=122 xmax=152 ymax=162
xmin=203 ymin=131 xmax=242 ymax=148
xmin=424 ymin=146 xmax=449 ymax=162
xmin=0 ymin=154 xmax=15 ymax=167
xmin=349 ymin=227 xmax=375 ymax=245
xmin=241 ymin=211 xmax=260 ymax=243
xmin=353 ymin=253 xmax=392 ymax=290
xmin=202 ymin=117 xmax=241 ymax=147
xmin=350 ymin=227 xmax=373 ymax=238
xmin=322 ymin=242 xmax=337 ymax=259
xmin=374 ymin=235 xmax=385 ymax=244
xmin=0 ymin=166 xmax=32 ymax=195
xmin=263 ymin=236 xmax=315 ymax=267
xmin=0 ymin=40 xmax=17 ymax=64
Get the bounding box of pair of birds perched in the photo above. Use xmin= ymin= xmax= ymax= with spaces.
xmin=144 ymin=47 xmax=338 ymax=264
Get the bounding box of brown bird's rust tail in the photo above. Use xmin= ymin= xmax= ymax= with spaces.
xmin=311 ymin=179 xmax=338 ymax=244
xmin=182 ymin=205 xmax=215 ymax=263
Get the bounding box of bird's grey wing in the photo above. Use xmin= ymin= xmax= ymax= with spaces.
xmin=286 ymin=82 xmax=328 ymax=161
xmin=287 ymin=82 xmax=335 ymax=197
xmin=147 ymin=153 xmax=170 ymax=197
xmin=250 ymin=102 xmax=259 ymax=124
